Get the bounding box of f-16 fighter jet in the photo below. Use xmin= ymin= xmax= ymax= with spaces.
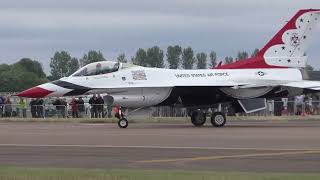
xmin=18 ymin=9 xmax=320 ymax=128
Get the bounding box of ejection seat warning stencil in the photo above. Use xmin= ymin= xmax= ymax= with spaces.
xmin=132 ymin=70 xmax=147 ymax=80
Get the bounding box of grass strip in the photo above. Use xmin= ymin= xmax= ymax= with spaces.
xmin=0 ymin=167 xmax=320 ymax=180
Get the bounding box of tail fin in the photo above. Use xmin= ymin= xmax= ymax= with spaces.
xmin=218 ymin=9 xmax=320 ymax=69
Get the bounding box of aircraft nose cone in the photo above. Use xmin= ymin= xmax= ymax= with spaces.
xmin=16 ymin=86 xmax=53 ymax=98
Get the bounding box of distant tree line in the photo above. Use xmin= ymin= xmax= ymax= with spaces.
xmin=0 ymin=58 xmax=48 ymax=92
xmin=48 ymin=47 xmax=261 ymax=81
xmin=0 ymin=47 xmax=314 ymax=92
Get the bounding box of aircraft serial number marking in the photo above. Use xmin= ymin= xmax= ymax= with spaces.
xmin=175 ymin=73 xmax=229 ymax=78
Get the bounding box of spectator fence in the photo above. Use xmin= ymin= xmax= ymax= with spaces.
xmin=0 ymin=100 xmax=320 ymax=119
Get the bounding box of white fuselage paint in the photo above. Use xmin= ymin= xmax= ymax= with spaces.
xmin=40 ymin=66 xmax=304 ymax=108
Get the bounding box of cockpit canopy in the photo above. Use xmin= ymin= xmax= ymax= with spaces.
xmin=71 ymin=61 xmax=136 ymax=77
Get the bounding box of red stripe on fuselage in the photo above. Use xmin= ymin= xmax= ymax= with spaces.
xmin=16 ymin=87 xmax=53 ymax=98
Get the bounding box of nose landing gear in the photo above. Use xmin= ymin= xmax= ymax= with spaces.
xmin=115 ymin=106 xmax=128 ymax=128
xmin=118 ymin=118 xmax=129 ymax=128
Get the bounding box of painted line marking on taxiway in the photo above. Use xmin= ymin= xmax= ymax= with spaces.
xmin=137 ymin=150 xmax=320 ymax=163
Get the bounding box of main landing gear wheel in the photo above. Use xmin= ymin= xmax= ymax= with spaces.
xmin=118 ymin=118 xmax=128 ymax=128
xmin=191 ymin=110 xmax=206 ymax=127
xmin=211 ymin=112 xmax=226 ymax=127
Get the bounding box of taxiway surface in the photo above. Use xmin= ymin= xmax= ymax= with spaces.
xmin=0 ymin=120 xmax=320 ymax=172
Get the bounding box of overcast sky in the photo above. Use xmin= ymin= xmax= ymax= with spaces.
xmin=0 ymin=0 xmax=320 ymax=73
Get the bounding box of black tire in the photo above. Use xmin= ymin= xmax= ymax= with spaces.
xmin=191 ymin=110 xmax=206 ymax=127
xmin=118 ymin=118 xmax=128 ymax=128
xmin=211 ymin=112 xmax=226 ymax=127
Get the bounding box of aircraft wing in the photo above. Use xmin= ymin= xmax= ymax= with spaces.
xmin=235 ymin=80 xmax=320 ymax=91
xmin=282 ymin=81 xmax=320 ymax=91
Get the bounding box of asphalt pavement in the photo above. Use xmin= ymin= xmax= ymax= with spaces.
xmin=0 ymin=120 xmax=320 ymax=172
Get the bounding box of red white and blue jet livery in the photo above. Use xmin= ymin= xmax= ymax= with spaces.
xmin=17 ymin=9 xmax=320 ymax=128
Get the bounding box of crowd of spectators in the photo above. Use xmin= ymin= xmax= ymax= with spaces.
xmin=0 ymin=96 xmax=28 ymax=118
xmin=2 ymin=93 xmax=319 ymax=118
xmin=51 ymin=97 xmax=86 ymax=118
xmin=89 ymin=94 xmax=105 ymax=118
xmin=50 ymin=95 xmax=105 ymax=118
xmin=29 ymin=98 xmax=44 ymax=118
xmin=0 ymin=95 xmax=85 ymax=118
xmin=52 ymin=98 xmax=68 ymax=118
xmin=66 ymin=97 xmax=85 ymax=118
xmin=0 ymin=96 xmax=12 ymax=117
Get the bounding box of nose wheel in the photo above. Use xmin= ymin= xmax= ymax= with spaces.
xmin=118 ymin=118 xmax=128 ymax=128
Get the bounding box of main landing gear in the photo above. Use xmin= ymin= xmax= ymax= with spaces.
xmin=190 ymin=110 xmax=226 ymax=127
xmin=211 ymin=112 xmax=226 ymax=127
xmin=191 ymin=110 xmax=206 ymax=126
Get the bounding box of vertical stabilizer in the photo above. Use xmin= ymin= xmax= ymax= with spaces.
xmin=217 ymin=9 xmax=320 ymax=69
